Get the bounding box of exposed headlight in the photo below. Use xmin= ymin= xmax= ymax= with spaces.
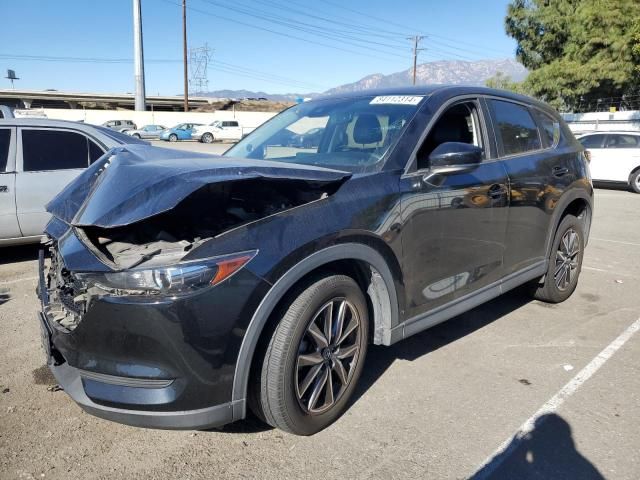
xmin=77 ymin=250 xmax=257 ymax=296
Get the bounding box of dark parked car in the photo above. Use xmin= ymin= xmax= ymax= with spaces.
xmin=38 ymin=86 xmax=593 ymax=436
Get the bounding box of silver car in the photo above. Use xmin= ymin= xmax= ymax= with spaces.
xmin=0 ymin=118 xmax=148 ymax=246
xmin=102 ymin=119 xmax=137 ymax=133
xmin=126 ymin=124 xmax=167 ymax=139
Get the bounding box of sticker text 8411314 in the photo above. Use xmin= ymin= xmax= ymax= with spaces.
xmin=370 ymin=96 xmax=424 ymax=106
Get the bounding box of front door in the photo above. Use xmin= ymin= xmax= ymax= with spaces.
xmin=400 ymin=99 xmax=509 ymax=319
xmin=15 ymin=128 xmax=89 ymax=237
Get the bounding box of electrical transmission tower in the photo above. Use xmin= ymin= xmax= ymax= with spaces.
xmin=188 ymin=44 xmax=213 ymax=95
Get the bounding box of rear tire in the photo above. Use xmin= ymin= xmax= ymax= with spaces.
xmin=529 ymin=214 xmax=584 ymax=303
xmin=133 ymin=133 xmax=141 ymax=139
xmin=629 ymin=169 xmax=640 ymax=194
xmin=253 ymin=274 xmax=369 ymax=435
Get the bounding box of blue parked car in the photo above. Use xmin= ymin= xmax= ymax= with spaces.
xmin=159 ymin=123 xmax=203 ymax=142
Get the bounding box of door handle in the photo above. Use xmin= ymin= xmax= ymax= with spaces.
xmin=0 ymin=185 xmax=8 ymax=193
xmin=552 ymin=166 xmax=570 ymax=177
xmin=487 ymin=184 xmax=507 ymax=199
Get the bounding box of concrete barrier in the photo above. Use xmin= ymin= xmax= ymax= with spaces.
xmin=38 ymin=108 xmax=278 ymax=134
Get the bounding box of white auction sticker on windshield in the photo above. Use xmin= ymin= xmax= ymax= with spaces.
xmin=370 ymin=95 xmax=424 ymax=105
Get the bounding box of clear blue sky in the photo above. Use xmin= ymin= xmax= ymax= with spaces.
xmin=0 ymin=0 xmax=517 ymax=95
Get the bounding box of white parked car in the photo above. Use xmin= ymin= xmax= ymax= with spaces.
xmin=577 ymin=131 xmax=640 ymax=193
xmin=192 ymin=120 xmax=243 ymax=143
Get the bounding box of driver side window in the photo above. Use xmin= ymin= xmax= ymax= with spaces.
xmin=416 ymin=101 xmax=482 ymax=170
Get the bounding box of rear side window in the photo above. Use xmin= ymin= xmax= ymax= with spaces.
xmin=491 ymin=100 xmax=541 ymax=156
xmin=579 ymin=135 xmax=606 ymax=148
xmin=0 ymin=129 xmax=10 ymax=171
xmin=605 ymin=134 xmax=639 ymax=148
xmin=22 ymin=130 xmax=89 ymax=171
xmin=533 ymin=110 xmax=560 ymax=148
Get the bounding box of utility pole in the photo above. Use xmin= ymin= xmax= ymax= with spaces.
xmin=182 ymin=0 xmax=189 ymax=112
xmin=408 ymin=35 xmax=425 ymax=86
xmin=132 ymin=0 xmax=146 ymax=111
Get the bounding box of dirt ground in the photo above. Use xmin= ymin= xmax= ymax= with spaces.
xmin=1 ymin=186 xmax=639 ymax=480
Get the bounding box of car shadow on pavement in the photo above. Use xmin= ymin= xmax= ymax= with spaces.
xmin=0 ymin=244 xmax=41 ymax=265
xmin=350 ymin=286 xmax=534 ymax=408
xmin=469 ymin=413 xmax=605 ymax=480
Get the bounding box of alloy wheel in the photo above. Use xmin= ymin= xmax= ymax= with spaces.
xmin=295 ymin=298 xmax=362 ymax=415
xmin=554 ymin=228 xmax=580 ymax=291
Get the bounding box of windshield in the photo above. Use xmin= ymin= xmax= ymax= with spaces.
xmin=224 ymin=95 xmax=424 ymax=171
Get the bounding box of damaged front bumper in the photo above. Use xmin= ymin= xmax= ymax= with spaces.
xmin=45 ymin=358 xmax=240 ymax=430
xmin=38 ymin=238 xmax=270 ymax=430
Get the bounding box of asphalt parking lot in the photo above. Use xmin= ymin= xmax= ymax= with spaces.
xmin=1 ymin=186 xmax=639 ymax=480
xmin=149 ymin=139 xmax=231 ymax=155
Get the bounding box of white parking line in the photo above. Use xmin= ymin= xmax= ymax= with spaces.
xmin=582 ymin=266 xmax=635 ymax=278
xmin=472 ymin=316 xmax=640 ymax=479
xmin=590 ymin=237 xmax=640 ymax=247
xmin=0 ymin=276 xmax=38 ymax=286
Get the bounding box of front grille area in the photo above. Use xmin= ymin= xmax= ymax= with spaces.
xmin=42 ymin=246 xmax=87 ymax=331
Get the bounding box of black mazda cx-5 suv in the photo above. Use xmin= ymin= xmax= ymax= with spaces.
xmin=38 ymin=86 xmax=593 ymax=435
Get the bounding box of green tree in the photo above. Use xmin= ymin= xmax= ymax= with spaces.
xmin=505 ymin=0 xmax=640 ymax=111
xmin=484 ymin=71 xmax=523 ymax=92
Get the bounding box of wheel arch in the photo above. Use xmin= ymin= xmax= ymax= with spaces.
xmin=544 ymin=189 xmax=593 ymax=257
xmin=231 ymin=242 xmax=400 ymax=417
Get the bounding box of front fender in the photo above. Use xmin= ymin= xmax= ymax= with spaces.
xmin=231 ymin=242 xmax=400 ymax=419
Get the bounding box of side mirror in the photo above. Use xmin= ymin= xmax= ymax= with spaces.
xmin=427 ymin=142 xmax=483 ymax=173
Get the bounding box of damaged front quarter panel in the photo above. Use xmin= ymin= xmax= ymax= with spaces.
xmin=46 ymin=145 xmax=351 ymax=270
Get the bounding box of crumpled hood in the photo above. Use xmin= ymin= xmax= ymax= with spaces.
xmin=47 ymin=144 xmax=351 ymax=228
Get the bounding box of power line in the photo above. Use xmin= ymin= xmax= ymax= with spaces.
xmin=245 ymin=0 xmax=411 ymax=42
xmin=159 ymin=0 xmax=404 ymax=63
xmin=240 ymin=0 xmax=501 ymax=62
xmin=316 ymin=0 xmax=512 ymax=57
xmin=0 ymin=54 xmax=326 ymax=90
xmin=195 ymin=0 xmax=409 ymax=60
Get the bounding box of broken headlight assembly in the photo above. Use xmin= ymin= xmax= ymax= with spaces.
xmin=76 ymin=250 xmax=257 ymax=296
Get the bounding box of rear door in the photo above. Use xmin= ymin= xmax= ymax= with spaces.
xmin=577 ymin=134 xmax=607 ymax=180
xmin=15 ymin=128 xmax=93 ymax=236
xmin=0 ymin=127 xmax=22 ymax=239
xmin=490 ymin=99 xmax=572 ymax=275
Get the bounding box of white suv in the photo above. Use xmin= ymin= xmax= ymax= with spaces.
xmin=192 ymin=120 xmax=243 ymax=143
xmin=577 ymin=131 xmax=640 ymax=193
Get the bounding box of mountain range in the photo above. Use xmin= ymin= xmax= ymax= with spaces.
xmin=199 ymin=58 xmax=527 ymax=101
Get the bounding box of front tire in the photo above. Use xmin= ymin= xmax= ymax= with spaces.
xmin=255 ymin=274 xmax=369 ymax=435
xmin=169 ymin=133 xmax=178 ymax=142
xmin=133 ymin=133 xmax=141 ymax=139
xmin=529 ymin=214 xmax=584 ymax=303
xmin=629 ymin=169 xmax=640 ymax=194
xmin=202 ymin=132 xmax=214 ymax=144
